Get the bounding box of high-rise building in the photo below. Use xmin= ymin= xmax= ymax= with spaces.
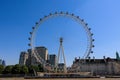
xmin=2 ymin=60 xmax=6 ymax=66
xmin=49 ymin=54 xmax=57 ymax=67
xmin=0 ymin=59 xmax=6 ymax=66
xmin=0 ymin=59 xmax=2 ymax=65
xmin=35 ymin=46 xmax=48 ymax=61
xmin=19 ymin=51 xmax=28 ymax=66
xmin=26 ymin=46 xmax=48 ymax=65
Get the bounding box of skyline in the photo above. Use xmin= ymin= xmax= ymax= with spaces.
xmin=0 ymin=0 xmax=120 ymax=65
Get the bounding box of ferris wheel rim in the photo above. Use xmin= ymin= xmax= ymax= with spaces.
xmin=28 ymin=11 xmax=94 ymax=66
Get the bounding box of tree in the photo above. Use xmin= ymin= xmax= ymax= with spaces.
xmin=20 ymin=65 xmax=28 ymax=74
xmin=0 ymin=65 xmax=4 ymax=74
xmin=11 ymin=64 xmax=21 ymax=74
xmin=28 ymin=65 xmax=39 ymax=73
xmin=3 ymin=65 xmax=13 ymax=74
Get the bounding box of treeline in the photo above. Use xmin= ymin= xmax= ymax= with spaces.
xmin=0 ymin=64 xmax=44 ymax=74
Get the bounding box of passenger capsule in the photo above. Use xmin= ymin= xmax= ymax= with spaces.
xmin=91 ymin=33 xmax=93 ymax=36
xmin=60 ymin=11 xmax=63 ymax=14
xmin=55 ymin=12 xmax=57 ymax=14
xmin=29 ymin=32 xmax=32 ymax=34
xmin=36 ymin=22 xmax=38 ymax=25
xmin=28 ymin=43 xmax=31 ymax=46
xmin=40 ymin=18 xmax=42 ymax=21
xmin=91 ymin=51 xmax=93 ymax=53
xmin=49 ymin=13 xmax=52 ymax=15
xmin=32 ymin=27 xmax=35 ymax=29
xmin=44 ymin=15 xmax=47 ymax=18
xmin=71 ymin=13 xmax=74 ymax=16
xmin=28 ymin=38 xmax=31 ymax=40
xmin=66 ymin=12 xmax=68 ymax=14
xmin=89 ymin=28 xmax=91 ymax=30
xmin=85 ymin=23 xmax=88 ymax=26
xmin=81 ymin=19 xmax=84 ymax=22
xmin=77 ymin=16 xmax=79 ymax=18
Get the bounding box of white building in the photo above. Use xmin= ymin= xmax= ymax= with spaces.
xmin=71 ymin=57 xmax=120 ymax=75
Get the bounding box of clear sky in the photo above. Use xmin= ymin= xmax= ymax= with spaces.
xmin=0 ymin=0 xmax=120 ymax=66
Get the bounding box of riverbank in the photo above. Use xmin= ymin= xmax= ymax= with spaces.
xmin=1 ymin=78 xmax=120 ymax=80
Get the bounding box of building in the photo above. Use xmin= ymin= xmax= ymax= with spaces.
xmin=71 ymin=56 xmax=120 ymax=75
xmin=21 ymin=46 xmax=49 ymax=66
xmin=19 ymin=51 xmax=28 ymax=66
xmin=2 ymin=60 xmax=6 ymax=66
xmin=35 ymin=46 xmax=48 ymax=61
xmin=49 ymin=54 xmax=57 ymax=67
xmin=57 ymin=63 xmax=66 ymax=72
xmin=0 ymin=59 xmax=2 ymax=65
xmin=0 ymin=59 xmax=6 ymax=66
xmin=30 ymin=46 xmax=48 ymax=65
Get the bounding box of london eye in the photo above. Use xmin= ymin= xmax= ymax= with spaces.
xmin=28 ymin=11 xmax=94 ymax=72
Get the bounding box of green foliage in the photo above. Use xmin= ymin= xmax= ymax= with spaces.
xmin=3 ymin=65 xmax=28 ymax=74
xmin=28 ymin=65 xmax=39 ymax=73
xmin=0 ymin=65 xmax=4 ymax=74
xmin=33 ymin=65 xmax=39 ymax=71
xmin=11 ymin=64 xmax=21 ymax=74
xmin=20 ymin=65 xmax=28 ymax=74
xmin=2 ymin=65 xmax=13 ymax=74
xmin=0 ymin=64 xmax=44 ymax=74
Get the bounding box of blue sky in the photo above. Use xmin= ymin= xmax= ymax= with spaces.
xmin=0 ymin=0 xmax=120 ymax=65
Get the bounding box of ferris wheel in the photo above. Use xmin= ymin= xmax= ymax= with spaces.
xmin=28 ymin=11 xmax=94 ymax=72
